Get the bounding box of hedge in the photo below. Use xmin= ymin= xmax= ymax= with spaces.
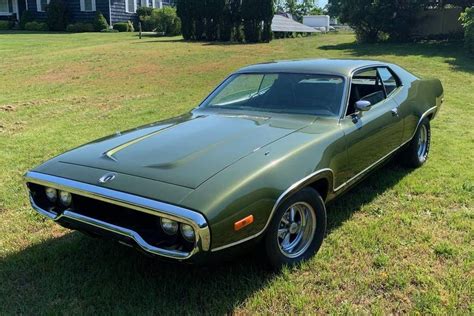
xmin=66 ymin=22 xmax=95 ymax=32
xmin=24 ymin=21 xmax=49 ymax=31
xmin=113 ymin=21 xmax=134 ymax=32
xmin=0 ymin=20 xmax=13 ymax=30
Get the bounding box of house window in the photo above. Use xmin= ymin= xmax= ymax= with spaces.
xmin=125 ymin=0 xmax=135 ymax=13
xmin=36 ymin=0 xmax=49 ymax=12
xmin=0 ymin=0 xmax=12 ymax=13
xmin=139 ymin=0 xmax=147 ymax=7
xmin=80 ymin=0 xmax=96 ymax=12
xmin=153 ymin=0 xmax=161 ymax=8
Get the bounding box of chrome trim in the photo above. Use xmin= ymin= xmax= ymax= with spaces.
xmin=25 ymin=171 xmax=210 ymax=259
xmin=213 ymin=106 xmax=437 ymax=252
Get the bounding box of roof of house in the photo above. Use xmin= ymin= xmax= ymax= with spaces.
xmin=271 ymin=15 xmax=320 ymax=33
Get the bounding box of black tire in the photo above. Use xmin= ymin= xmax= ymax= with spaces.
xmin=264 ymin=187 xmax=326 ymax=269
xmin=400 ymin=118 xmax=431 ymax=168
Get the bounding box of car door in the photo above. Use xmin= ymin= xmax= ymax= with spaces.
xmin=340 ymin=67 xmax=403 ymax=181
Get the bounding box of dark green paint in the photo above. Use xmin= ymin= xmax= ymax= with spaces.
xmin=29 ymin=60 xmax=443 ymax=251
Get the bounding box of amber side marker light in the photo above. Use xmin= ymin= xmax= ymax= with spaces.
xmin=234 ymin=215 xmax=254 ymax=231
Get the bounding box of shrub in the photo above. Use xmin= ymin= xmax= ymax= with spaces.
xmin=113 ymin=21 xmax=134 ymax=32
xmin=136 ymin=6 xmax=153 ymax=21
xmin=100 ymin=28 xmax=119 ymax=32
xmin=20 ymin=10 xmax=34 ymax=29
xmin=0 ymin=20 xmax=13 ymax=30
xmin=24 ymin=21 xmax=49 ymax=31
xmin=460 ymin=7 xmax=474 ymax=55
xmin=142 ymin=7 xmax=181 ymax=35
xmin=93 ymin=11 xmax=109 ymax=31
xmin=46 ymin=0 xmax=69 ymax=31
xmin=66 ymin=22 xmax=95 ymax=32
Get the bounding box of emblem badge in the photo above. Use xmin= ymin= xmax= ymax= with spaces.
xmin=98 ymin=172 xmax=117 ymax=184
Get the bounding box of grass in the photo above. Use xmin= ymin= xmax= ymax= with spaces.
xmin=0 ymin=31 xmax=473 ymax=314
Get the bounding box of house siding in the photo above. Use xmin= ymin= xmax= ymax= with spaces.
xmin=110 ymin=0 xmax=136 ymax=24
xmin=19 ymin=0 xmax=173 ymax=25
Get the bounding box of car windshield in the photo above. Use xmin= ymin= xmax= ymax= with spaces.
xmin=201 ymin=73 xmax=345 ymax=116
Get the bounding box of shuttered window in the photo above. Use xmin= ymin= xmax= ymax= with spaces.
xmin=36 ymin=0 xmax=49 ymax=12
xmin=125 ymin=0 xmax=135 ymax=13
xmin=0 ymin=0 xmax=11 ymax=13
xmin=80 ymin=0 xmax=96 ymax=11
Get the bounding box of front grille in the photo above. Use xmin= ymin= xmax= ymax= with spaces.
xmin=27 ymin=183 xmax=194 ymax=253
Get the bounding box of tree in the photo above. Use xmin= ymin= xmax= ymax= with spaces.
xmin=328 ymin=0 xmax=430 ymax=42
xmin=177 ymin=0 xmax=193 ymax=39
xmin=46 ymin=0 xmax=69 ymax=31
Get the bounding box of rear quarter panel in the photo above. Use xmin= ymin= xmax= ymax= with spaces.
xmin=390 ymin=64 xmax=443 ymax=143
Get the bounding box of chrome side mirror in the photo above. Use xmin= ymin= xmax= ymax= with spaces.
xmin=355 ymin=100 xmax=372 ymax=112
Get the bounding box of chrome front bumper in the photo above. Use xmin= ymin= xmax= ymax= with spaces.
xmin=25 ymin=171 xmax=211 ymax=260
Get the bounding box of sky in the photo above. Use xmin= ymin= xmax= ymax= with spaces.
xmin=318 ymin=0 xmax=328 ymax=8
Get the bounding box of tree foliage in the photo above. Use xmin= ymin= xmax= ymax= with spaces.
xmin=460 ymin=6 xmax=474 ymax=54
xmin=46 ymin=0 xmax=69 ymax=31
xmin=328 ymin=0 xmax=431 ymax=42
xmin=176 ymin=0 xmax=274 ymax=42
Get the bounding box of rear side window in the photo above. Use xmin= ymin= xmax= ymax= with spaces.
xmin=377 ymin=67 xmax=400 ymax=96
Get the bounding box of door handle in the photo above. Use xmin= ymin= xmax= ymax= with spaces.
xmin=391 ymin=107 xmax=399 ymax=117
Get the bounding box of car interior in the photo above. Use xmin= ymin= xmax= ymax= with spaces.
xmin=346 ymin=67 xmax=399 ymax=116
xmin=259 ymin=75 xmax=344 ymax=116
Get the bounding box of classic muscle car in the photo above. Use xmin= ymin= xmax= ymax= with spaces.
xmin=25 ymin=59 xmax=443 ymax=268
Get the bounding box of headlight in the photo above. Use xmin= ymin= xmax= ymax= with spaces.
xmin=180 ymin=224 xmax=195 ymax=242
xmin=160 ymin=218 xmax=178 ymax=235
xmin=59 ymin=191 xmax=72 ymax=207
xmin=45 ymin=187 xmax=57 ymax=202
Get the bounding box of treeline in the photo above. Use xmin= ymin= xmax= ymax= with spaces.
xmin=176 ymin=0 xmax=274 ymax=42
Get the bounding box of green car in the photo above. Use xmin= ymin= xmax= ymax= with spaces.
xmin=25 ymin=59 xmax=443 ymax=268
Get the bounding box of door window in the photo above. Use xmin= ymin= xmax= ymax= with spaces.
xmin=377 ymin=67 xmax=399 ymax=96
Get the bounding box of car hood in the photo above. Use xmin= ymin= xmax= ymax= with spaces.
xmin=52 ymin=112 xmax=314 ymax=189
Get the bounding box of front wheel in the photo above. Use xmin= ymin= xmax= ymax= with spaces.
xmin=400 ymin=118 xmax=431 ymax=168
xmin=264 ymin=187 xmax=326 ymax=269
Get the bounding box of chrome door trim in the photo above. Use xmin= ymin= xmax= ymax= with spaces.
xmin=212 ymin=106 xmax=437 ymax=252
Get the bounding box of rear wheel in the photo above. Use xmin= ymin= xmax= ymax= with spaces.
xmin=264 ymin=187 xmax=326 ymax=269
xmin=401 ymin=118 xmax=431 ymax=168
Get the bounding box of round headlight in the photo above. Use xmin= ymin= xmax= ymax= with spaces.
xmin=180 ymin=224 xmax=195 ymax=242
xmin=160 ymin=218 xmax=178 ymax=235
xmin=45 ymin=187 xmax=57 ymax=202
xmin=59 ymin=191 xmax=72 ymax=207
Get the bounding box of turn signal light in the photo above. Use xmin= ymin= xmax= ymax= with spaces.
xmin=234 ymin=215 xmax=254 ymax=231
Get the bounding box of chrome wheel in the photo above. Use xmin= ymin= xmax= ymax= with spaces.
xmin=277 ymin=202 xmax=316 ymax=258
xmin=417 ymin=124 xmax=428 ymax=161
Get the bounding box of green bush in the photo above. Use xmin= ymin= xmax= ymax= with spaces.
xmin=0 ymin=20 xmax=13 ymax=30
xmin=66 ymin=22 xmax=95 ymax=32
xmin=93 ymin=11 xmax=109 ymax=31
xmin=24 ymin=21 xmax=49 ymax=31
xmin=141 ymin=7 xmax=181 ymax=35
xmin=46 ymin=0 xmax=69 ymax=31
xmin=460 ymin=7 xmax=474 ymax=55
xmin=136 ymin=6 xmax=153 ymax=20
xmin=20 ymin=10 xmax=34 ymax=29
xmin=113 ymin=21 xmax=134 ymax=32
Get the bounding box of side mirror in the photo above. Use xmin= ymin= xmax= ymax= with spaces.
xmin=355 ymin=100 xmax=372 ymax=112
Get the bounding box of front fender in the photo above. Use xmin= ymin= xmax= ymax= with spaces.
xmin=180 ymin=122 xmax=345 ymax=251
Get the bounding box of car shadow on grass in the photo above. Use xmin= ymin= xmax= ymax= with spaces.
xmin=319 ymin=40 xmax=474 ymax=74
xmin=0 ymin=160 xmax=412 ymax=314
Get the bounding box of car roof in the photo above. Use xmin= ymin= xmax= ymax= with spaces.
xmin=234 ymin=59 xmax=389 ymax=77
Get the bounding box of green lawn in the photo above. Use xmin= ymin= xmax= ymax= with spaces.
xmin=0 ymin=31 xmax=472 ymax=314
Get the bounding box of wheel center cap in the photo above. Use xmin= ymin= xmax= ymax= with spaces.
xmin=289 ymin=222 xmax=299 ymax=234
